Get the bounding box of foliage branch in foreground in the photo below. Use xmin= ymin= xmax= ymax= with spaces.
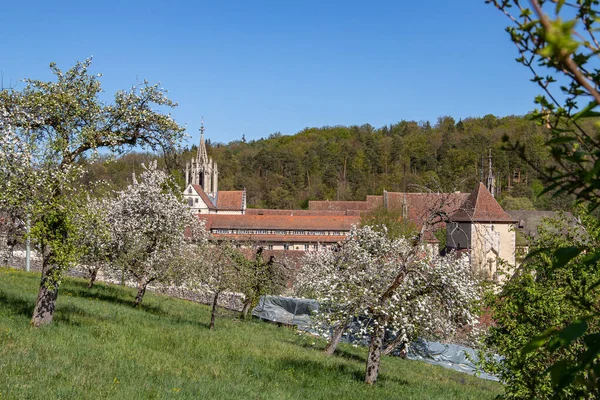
xmin=488 ymin=0 xmax=600 ymax=394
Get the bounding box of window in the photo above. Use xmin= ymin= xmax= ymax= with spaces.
xmin=313 ymin=245 xmax=318 ymax=251
xmin=188 ymin=188 xmax=192 ymax=194
xmin=304 ymin=244 xmax=309 ymax=251
xmin=188 ymin=198 xmax=193 ymax=206
xmin=267 ymin=245 xmax=273 ymax=250
xmin=283 ymin=244 xmax=290 ymax=251
xmin=195 ymin=198 xmax=199 ymax=203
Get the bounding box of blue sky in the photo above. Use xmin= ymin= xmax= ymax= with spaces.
xmin=1 ymin=1 xmax=539 ymax=146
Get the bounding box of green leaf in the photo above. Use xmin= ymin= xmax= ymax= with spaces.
xmin=553 ymin=247 xmax=584 ymax=269
xmin=522 ymin=247 xmax=550 ymax=263
xmin=548 ymin=320 xmax=588 ymax=352
xmin=549 ymin=360 xmax=576 ymax=389
xmin=522 ymin=328 xmax=557 ymax=355
xmin=546 ymin=136 xmax=577 ymax=145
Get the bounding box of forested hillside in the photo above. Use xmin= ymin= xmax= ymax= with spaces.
xmin=82 ymin=114 xmax=578 ymax=211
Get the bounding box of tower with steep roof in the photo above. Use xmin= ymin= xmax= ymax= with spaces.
xmin=185 ymin=119 xmax=219 ymax=198
xmin=446 ymin=183 xmax=517 ymax=282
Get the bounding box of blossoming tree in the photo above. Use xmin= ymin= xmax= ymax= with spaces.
xmin=107 ymin=161 xmax=207 ymax=306
xmin=297 ymin=225 xmax=479 ymax=385
xmin=72 ymin=196 xmax=113 ymax=288
xmin=0 ymin=118 xmax=32 ymax=266
xmin=0 ymin=59 xmax=186 ymax=326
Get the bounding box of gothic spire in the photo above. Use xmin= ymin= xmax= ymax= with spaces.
xmin=198 ymin=117 xmax=209 ymax=164
xmin=486 ymin=148 xmax=496 ymax=197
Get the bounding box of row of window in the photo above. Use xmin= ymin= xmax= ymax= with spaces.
xmin=231 ymin=243 xmax=331 ymax=251
xmin=273 ymin=244 xmax=329 ymax=251
xmin=212 ymin=228 xmax=346 ymax=236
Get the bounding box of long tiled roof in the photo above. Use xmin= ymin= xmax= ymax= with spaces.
xmin=245 ymin=209 xmax=361 ymax=216
xmin=216 ymin=191 xmax=245 ymax=210
xmin=450 ymin=183 xmax=517 ymax=223
xmin=191 ymin=184 xmax=216 ymax=210
xmin=308 ymin=200 xmax=372 ymax=211
xmin=211 ymin=234 xmax=346 ymax=243
xmin=385 ymin=192 xmax=469 ymax=223
xmin=200 ymin=214 xmax=361 ymax=231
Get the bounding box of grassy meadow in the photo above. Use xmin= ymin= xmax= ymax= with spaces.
xmin=0 ymin=268 xmax=503 ymax=399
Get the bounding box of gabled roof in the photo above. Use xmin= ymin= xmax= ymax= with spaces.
xmin=216 ymin=191 xmax=245 ymax=210
xmin=190 ymin=184 xmax=216 ymax=210
xmin=450 ymin=183 xmax=517 ymax=223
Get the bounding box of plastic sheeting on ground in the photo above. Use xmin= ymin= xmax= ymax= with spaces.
xmin=252 ymin=295 xmax=500 ymax=381
xmin=407 ymin=338 xmax=501 ymax=381
xmin=252 ymin=295 xmax=319 ymax=329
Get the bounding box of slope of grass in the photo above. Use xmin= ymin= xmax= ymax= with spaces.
xmin=0 ymin=268 xmax=503 ymax=399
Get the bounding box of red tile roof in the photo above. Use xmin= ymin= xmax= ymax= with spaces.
xmin=191 ymin=184 xmax=216 ymax=210
xmin=216 ymin=191 xmax=245 ymax=210
xmin=308 ymin=200 xmax=372 ymax=211
xmin=211 ymin=234 xmax=346 ymax=243
xmin=385 ymin=192 xmax=469 ymax=224
xmin=200 ymin=214 xmax=361 ymax=231
xmin=450 ymin=183 xmax=517 ymax=223
xmin=245 ymin=209 xmax=361 ymax=216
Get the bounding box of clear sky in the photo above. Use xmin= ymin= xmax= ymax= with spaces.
xmin=1 ymin=0 xmax=539 ymax=146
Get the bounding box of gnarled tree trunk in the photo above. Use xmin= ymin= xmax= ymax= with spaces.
xmin=31 ymin=258 xmax=59 ymax=327
xmin=240 ymin=297 xmax=253 ymax=320
xmin=210 ymin=290 xmax=220 ymax=330
xmin=365 ymin=323 xmax=385 ymax=384
xmin=134 ymin=276 xmax=151 ymax=307
xmin=88 ymin=268 xmax=99 ymax=289
xmin=325 ymin=322 xmax=346 ymax=355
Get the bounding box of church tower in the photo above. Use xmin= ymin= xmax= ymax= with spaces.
xmin=185 ymin=119 xmax=219 ymax=198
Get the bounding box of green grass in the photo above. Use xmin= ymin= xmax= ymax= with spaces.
xmin=0 ymin=268 xmax=503 ymax=399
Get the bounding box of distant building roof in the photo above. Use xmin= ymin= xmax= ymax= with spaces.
xmin=216 ymin=191 xmax=245 ymax=210
xmin=308 ymin=200 xmax=372 ymax=212
xmin=385 ymin=192 xmax=469 ymax=223
xmin=508 ymin=210 xmax=575 ymax=238
xmin=213 ymin=234 xmax=346 ymax=243
xmin=246 ymin=209 xmax=361 ymax=216
xmin=450 ymin=183 xmax=517 ymax=223
xmin=201 ymin=214 xmax=361 ymax=231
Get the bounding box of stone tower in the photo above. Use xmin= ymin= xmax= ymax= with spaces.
xmin=185 ymin=119 xmax=219 ymax=198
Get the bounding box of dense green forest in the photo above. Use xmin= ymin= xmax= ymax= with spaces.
xmin=82 ymin=114 xmax=578 ymax=211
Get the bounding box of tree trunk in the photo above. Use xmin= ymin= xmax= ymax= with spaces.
xmin=382 ymin=334 xmax=408 ymax=357
xmin=210 ymin=290 xmax=220 ymax=330
xmin=0 ymin=237 xmax=15 ymax=268
xmin=87 ymin=268 xmax=98 ymax=289
xmin=133 ymin=277 xmax=149 ymax=307
xmin=325 ymin=322 xmax=346 ymax=355
xmin=365 ymin=323 xmax=385 ymax=384
xmin=240 ymin=297 xmax=253 ymax=320
xmin=31 ymin=260 xmax=60 ymax=327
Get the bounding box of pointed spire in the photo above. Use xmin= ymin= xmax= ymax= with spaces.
xmin=486 ymin=149 xmax=495 ymax=197
xmin=197 ymin=117 xmax=209 ymax=164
